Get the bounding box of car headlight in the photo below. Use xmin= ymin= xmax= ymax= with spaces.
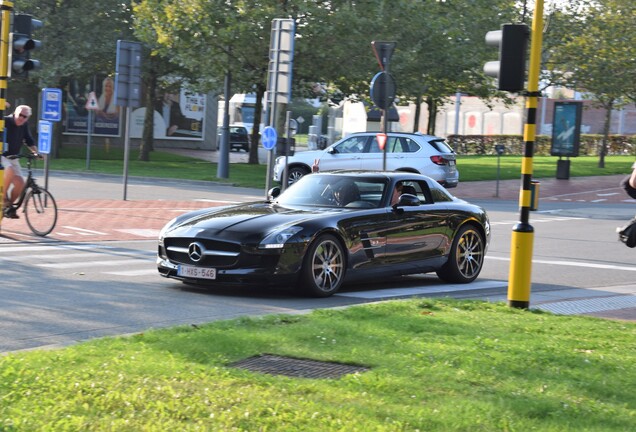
xmin=259 ymin=226 xmax=303 ymax=249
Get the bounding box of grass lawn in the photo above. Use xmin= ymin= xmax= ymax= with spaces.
xmin=46 ymin=146 xmax=635 ymax=189
xmin=1 ymin=299 xmax=634 ymax=431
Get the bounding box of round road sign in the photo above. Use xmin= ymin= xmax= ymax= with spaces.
xmin=370 ymin=71 xmax=396 ymax=110
xmin=262 ymin=126 xmax=278 ymax=150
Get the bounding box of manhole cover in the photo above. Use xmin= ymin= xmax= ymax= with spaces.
xmin=231 ymin=354 xmax=370 ymax=379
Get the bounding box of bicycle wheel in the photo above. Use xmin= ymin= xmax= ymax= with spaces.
xmin=24 ymin=187 xmax=58 ymax=236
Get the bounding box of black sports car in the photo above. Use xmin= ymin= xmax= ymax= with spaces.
xmin=157 ymin=171 xmax=490 ymax=297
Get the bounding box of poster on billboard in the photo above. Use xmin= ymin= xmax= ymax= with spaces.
xmin=63 ymin=75 xmax=122 ymax=137
xmin=551 ymin=101 xmax=582 ymax=157
xmin=130 ymin=89 xmax=206 ymax=140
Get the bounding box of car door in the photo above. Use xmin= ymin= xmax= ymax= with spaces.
xmin=319 ymin=135 xmax=369 ymax=172
xmin=357 ymin=135 xmax=398 ymax=171
xmin=379 ymin=180 xmax=450 ymax=266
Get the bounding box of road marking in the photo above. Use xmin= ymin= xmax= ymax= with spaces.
xmin=491 ymin=216 xmax=584 ymax=226
xmin=37 ymin=259 xmax=144 ymax=269
xmin=0 ymin=244 xmax=115 ymax=253
xmin=115 ymin=229 xmax=160 ymax=237
xmin=103 ymin=268 xmax=158 ymax=276
xmin=62 ymin=226 xmax=107 ymax=235
xmin=486 ymin=256 xmax=636 ymax=271
xmin=195 ymin=199 xmax=242 ymax=204
xmin=337 ymin=280 xmax=508 ymax=299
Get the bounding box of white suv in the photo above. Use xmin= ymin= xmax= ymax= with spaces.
xmin=273 ymin=132 xmax=459 ymax=187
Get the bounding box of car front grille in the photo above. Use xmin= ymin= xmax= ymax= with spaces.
xmin=164 ymin=237 xmax=242 ymax=267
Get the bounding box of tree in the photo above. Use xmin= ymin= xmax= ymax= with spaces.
xmin=544 ymin=0 xmax=636 ymax=167
xmin=16 ymin=0 xmax=136 ymax=157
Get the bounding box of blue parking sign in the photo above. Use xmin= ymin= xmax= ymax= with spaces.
xmin=38 ymin=120 xmax=52 ymax=154
xmin=41 ymin=88 xmax=63 ymax=122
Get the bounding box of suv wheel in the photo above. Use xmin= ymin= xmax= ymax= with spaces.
xmin=287 ymin=166 xmax=310 ymax=185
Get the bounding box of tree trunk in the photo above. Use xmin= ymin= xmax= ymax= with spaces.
xmin=248 ymin=84 xmax=266 ymax=164
xmin=426 ymin=97 xmax=437 ymax=135
xmin=599 ymin=100 xmax=613 ymax=168
xmin=139 ymin=72 xmax=157 ymax=162
xmin=413 ymin=95 xmax=421 ymax=133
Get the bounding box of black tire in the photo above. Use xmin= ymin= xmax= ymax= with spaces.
xmin=436 ymin=224 xmax=485 ymax=283
xmin=287 ymin=166 xmax=310 ymax=185
xmin=299 ymin=234 xmax=346 ymax=297
xmin=24 ymin=188 xmax=58 ymax=237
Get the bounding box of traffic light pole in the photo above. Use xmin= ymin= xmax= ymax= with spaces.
xmin=507 ymin=0 xmax=544 ymax=309
xmin=0 ymin=1 xmax=14 ymax=228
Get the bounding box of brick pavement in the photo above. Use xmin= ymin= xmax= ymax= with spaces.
xmin=0 ymin=200 xmax=220 ymax=243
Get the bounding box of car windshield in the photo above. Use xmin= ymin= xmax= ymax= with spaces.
xmin=276 ymin=174 xmax=387 ymax=208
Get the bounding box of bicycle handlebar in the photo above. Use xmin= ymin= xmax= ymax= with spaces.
xmin=4 ymin=153 xmax=41 ymax=160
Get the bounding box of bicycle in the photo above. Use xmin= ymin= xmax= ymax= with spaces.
xmin=3 ymin=153 xmax=58 ymax=236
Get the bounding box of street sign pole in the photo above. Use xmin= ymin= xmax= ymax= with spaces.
xmin=114 ymin=40 xmax=142 ymax=201
xmin=84 ymin=91 xmax=98 ymax=169
xmin=40 ymin=87 xmax=63 ymax=192
xmin=371 ymin=41 xmax=396 ymax=171
xmin=507 ymin=0 xmax=544 ymax=309
xmin=262 ymin=126 xmax=278 ymax=197
xmin=0 ymin=1 xmax=14 ymax=228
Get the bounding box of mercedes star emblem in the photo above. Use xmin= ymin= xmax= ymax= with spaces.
xmin=188 ymin=242 xmax=205 ymax=262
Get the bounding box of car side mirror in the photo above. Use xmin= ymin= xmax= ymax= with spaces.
xmin=327 ymin=147 xmax=337 ymax=154
xmin=268 ymin=187 xmax=281 ymax=201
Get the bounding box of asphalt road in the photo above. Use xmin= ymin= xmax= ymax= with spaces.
xmin=0 ymin=169 xmax=635 ymax=353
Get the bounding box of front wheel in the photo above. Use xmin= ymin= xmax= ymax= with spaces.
xmin=299 ymin=234 xmax=346 ymax=297
xmin=24 ymin=188 xmax=58 ymax=237
xmin=287 ymin=166 xmax=310 ymax=186
xmin=436 ymin=225 xmax=485 ymax=283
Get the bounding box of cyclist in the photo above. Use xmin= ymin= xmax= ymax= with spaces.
xmin=2 ymin=105 xmax=39 ymax=219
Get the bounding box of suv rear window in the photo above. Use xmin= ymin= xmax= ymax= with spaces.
xmin=428 ymin=139 xmax=454 ymax=153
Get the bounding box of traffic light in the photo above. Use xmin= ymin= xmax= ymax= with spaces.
xmin=10 ymin=14 xmax=42 ymax=78
xmin=483 ymin=23 xmax=529 ymax=92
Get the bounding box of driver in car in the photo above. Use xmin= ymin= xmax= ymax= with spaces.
xmin=333 ymin=181 xmax=360 ymax=207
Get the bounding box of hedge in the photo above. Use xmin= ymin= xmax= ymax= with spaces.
xmin=446 ymin=134 xmax=636 ymax=156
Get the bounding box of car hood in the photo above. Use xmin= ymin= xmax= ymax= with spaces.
xmin=164 ymin=202 xmax=341 ymax=239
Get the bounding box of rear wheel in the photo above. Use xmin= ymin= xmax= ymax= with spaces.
xmin=24 ymin=187 xmax=58 ymax=237
xmin=300 ymin=234 xmax=346 ymax=297
xmin=436 ymin=225 xmax=485 ymax=283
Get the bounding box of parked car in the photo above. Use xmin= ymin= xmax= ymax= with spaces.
xmin=273 ymin=132 xmax=459 ymax=187
xmin=229 ymin=125 xmax=250 ymax=152
xmin=157 ymin=171 xmax=489 ymax=297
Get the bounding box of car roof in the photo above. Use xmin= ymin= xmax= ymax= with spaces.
xmin=345 ymin=131 xmax=443 ymax=140
xmin=313 ymin=170 xmax=436 ymax=182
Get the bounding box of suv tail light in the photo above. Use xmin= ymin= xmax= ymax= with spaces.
xmin=430 ymin=155 xmax=449 ymax=165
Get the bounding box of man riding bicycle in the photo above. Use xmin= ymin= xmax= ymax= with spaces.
xmin=2 ymin=105 xmax=39 ymax=219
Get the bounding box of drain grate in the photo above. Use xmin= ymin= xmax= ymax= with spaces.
xmin=231 ymin=354 xmax=370 ymax=379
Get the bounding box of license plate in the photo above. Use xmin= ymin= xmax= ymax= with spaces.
xmin=448 ymin=160 xmax=456 ymax=166
xmin=178 ymin=264 xmax=216 ymax=280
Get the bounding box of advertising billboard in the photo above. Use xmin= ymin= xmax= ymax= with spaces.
xmin=551 ymin=101 xmax=582 ymax=157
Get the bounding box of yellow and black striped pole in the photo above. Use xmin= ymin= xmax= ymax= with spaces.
xmin=508 ymin=0 xmax=544 ymax=309
xmin=0 ymin=1 xmax=12 ymax=228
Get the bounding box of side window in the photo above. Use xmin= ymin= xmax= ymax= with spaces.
xmin=402 ymin=181 xmax=429 ymax=204
xmin=369 ymin=137 xmax=381 ymax=153
xmin=387 ymin=137 xmax=401 ymax=153
xmin=403 ymin=138 xmax=419 ymax=153
xmin=334 ymin=136 xmax=367 ymax=154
